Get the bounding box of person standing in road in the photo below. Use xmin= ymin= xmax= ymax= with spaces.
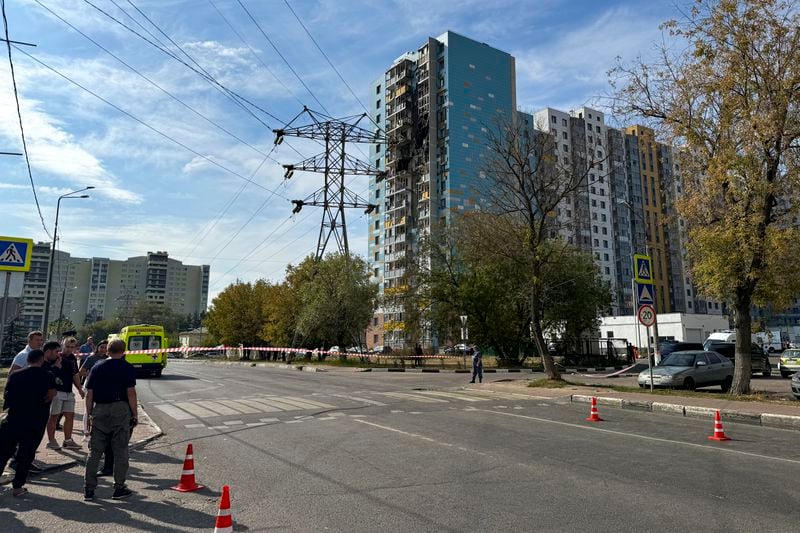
xmin=83 ymin=339 xmax=137 ymax=501
xmin=79 ymin=336 xmax=95 ymax=365
xmin=469 ymin=346 xmax=483 ymax=384
xmin=8 ymin=331 xmax=44 ymax=375
xmin=45 ymin=337 xmax=85 ymax=450
xmin=79 ymin=339 xmax=113 ymax=476
xmin=0 ymin=349 xmax=57 ymax=497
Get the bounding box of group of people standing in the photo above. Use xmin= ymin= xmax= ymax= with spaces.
xmin=1 ymin=330 xmax=139 ymax=501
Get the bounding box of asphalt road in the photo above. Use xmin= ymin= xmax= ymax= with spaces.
xmin=5 ymin=361 xmax=800 ymax=532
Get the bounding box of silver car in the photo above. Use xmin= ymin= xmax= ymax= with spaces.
xmin=638 ymin=350 xmax=734 ymax=391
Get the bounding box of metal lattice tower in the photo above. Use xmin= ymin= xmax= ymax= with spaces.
xmin=274 ymin=108 xmax=386 ymax=260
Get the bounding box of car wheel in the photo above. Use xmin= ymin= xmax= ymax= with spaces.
xmin=782 ymin=371 xmax=791 ymax=379
xmin=683 ymin=377 xmax=696 ymax=391
xmin=721 ymin=376 xmax=732 ymax=392
xmin=154 ymin=368 xmax=163 ymax=378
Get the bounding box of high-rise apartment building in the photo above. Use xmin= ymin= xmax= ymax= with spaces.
xmin=368 ymin=31 xmax=517 ymax=348
xmin=18 ymin=247 xmax=210 ymax=331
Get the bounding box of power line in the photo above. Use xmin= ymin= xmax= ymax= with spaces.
xmin=14 ymin=45 xmax=289 ymax=200
xmin=235 ymin=0 xmax=328 ymax=113
xmin=33 ymin=0 xmax=276 ymax=162
xmin=1 ymin=0 xmax=51 ymax=239
xmin=282 ymin=0 xmax=368 ymax=115
xmin=208 ymin=0 xmax=304 ymax=107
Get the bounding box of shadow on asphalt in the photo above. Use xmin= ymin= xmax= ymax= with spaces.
xmin=11 ymin=469 xmax=227 ymax=531
xmin=150 ymin=374 xmax=197 ymax=381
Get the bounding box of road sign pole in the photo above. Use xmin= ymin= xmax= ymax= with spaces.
xmin=646 ymin=325 xmax=654 ymax=392
xmin=0 ymin=271 xmax=11 ymax=358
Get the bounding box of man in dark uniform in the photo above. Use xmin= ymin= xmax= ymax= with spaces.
xmin=0 ymin=349 xmax=56 ymax=496
xmin=84 ymin=339 xmax=137 ymax=501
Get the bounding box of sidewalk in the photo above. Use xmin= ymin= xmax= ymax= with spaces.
xmin=1 ymin=399 xmax=161 ymax=485
xmin=477 ymin=380 xmax=800 ymax=430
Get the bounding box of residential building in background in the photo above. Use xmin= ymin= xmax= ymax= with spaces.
xmin=18 ymin=247 xmax=209 ymax=331
xmin=368 ymin=31 xmax=517 ymax=348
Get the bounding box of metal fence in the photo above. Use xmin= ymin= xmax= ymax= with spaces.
xmin=548 ymin=337 xmax=634 ymax=368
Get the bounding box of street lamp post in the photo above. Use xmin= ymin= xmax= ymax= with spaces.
xmin=621 ymin=200 xmax=661 ymax=365
xmin=42 ymin=187 xmax=93 ymax=336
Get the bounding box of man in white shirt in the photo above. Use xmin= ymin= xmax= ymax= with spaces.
xmin=9 ymin=331 xmax=44 ymax=376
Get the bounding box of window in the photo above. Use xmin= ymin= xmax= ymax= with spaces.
xmin=596 ymin=125 xmax=600 ymax=133
xmin=376 ymin=189 xmax=380 ymax=198
xmin=374 ymin=252 xmax=379 ymax=261
xmin=562 ymin=131 xmax=568 ymax=140
xmin=373 ymin=334 xmax=379 ymax=343
xmin=706 ymin=353 xmax=722 ymax=364
xmin=597 ymin=150 xmax=602 ymax=157
xmin=374 ymin=220 xmax=379 ymax=229
xmin=376 ymin=157 xmax=380 ymax=167
xmin=587 ymin=123 xmax=592 ymax=131
xmin=376 ymin=143 xmax=381 ymax=152
xmin=601 ymin=214 xmax=607 ymax=222
xmin=593 ymin=225 xmax=598 ymax=233
xmin=594 ymin=239 xmax=599 ymax=247
xmin=563 ymin=144 xmax=569 ymax=152
xmin=600 ymin=188 xmax=605 ymax=196
xmin=376 ymin=85 xmax=381 ymax=94
xmin=373 ymin=268 xmax=379 ymax=277
xmin=602 ymin=227 xmax=608 ymax=235
xmin=376 ymin=99 xmax=381 ymax=109
xmin=376 ymin=114 xmax=381 ymax=124
xmin=604 ymin=253 xmax=609 ymax=261
xmin=591 ymin=199 xmax=597 ymax=207
xmin=599 ymin=163 xmax=604 ymax=170
xmin=588 ymin=113 xmax=593 ymax=119
xmin=373 ymin=317 xmax=379 ymax=326
xmin=592 ymin=212 xmax=597 ymax=220
xmin=551 ymin=115 xmax=557 ymax=123
xmin=588 ymin=136 xmax=593 ymax=143
xmin=566 ymin=210 xmax=572 ymax=217
xmin=605 ymin=267 xmax=610 ymax=274
xmin=603 ymin=240 xmax=609 ymax=248
xmin=591 ymin=186 xmax=596 ymax=194
xmin=562 ymin=118 xmax=567 ymax=127
xmin=374 ymin=236 xmax=379 ymax=245
xmin=600 ymin=201 xmax=606 ymax=208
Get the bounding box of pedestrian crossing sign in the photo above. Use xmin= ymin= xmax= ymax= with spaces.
xmin=636 ymin=282 xmax=655 ymax=306
xmin=0 ymin=236 xmax=33 ymax=272
xmin=633 ymin=253 xmax=653 ymax=284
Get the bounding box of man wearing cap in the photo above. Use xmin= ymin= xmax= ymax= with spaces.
xmin=84 ymin=339 xmax=137 ymax=501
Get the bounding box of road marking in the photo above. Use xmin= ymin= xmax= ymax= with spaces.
xmin=250 ymin=397 xmax=318 ymax=411
xmin=390 ymin=410 xmax=403 ymax=413
xmin=216 ymin=400 xmax=262 ymax=414
xmin=184 ymin=423 xmax=206 ymax=429
xmin=223 ymin=420 xmax=244 ymax=426
xmin=348 ymin=415 xmax=367 ymax=418
xmin=285 ymin=420 xmax=303 ymax=424
xmin=330 ymin=394 xmax=386 ymax=406
xmin=194 ymin=401 xmax=240 ymax=416
xmin=513 ymin=406 xmax=524 ymax=410
xmin=154 ymin=404 xmax=196 ymax=421
xmin=246 ymin=422 xmax=266 ymax=427
xmin=495 ymin=405 xmax=508 ymax=409
xmin=410 ymin=411 xmax=423 ymax=414
xmin=317 ymin=416 xmax=336 ymax=421
xmin=208 ymin=426 xmax=227 ymax=430
xmin=380 ymin=392 xmax=448 ymax=403
xmin=160 ymin=384 xmax=224 ymax=398
xmin=538 ymin=403 xmax=551 ymax=407
xmin=174 ymin=402 xmax=218 ymax=418
xmin=260 ymin=418 xmax=280 ymax=423
xmin=476 ymin=409 xmax=800 ymax=466
xmin=354 ymin=420 xmax=461 ymax=450
xmin=414 ymin=391 xmax=488 ymax=402
xmin=286 ymin=397 xmax=335 ymax=409
xmin=237 ymin=399 xmax=283 ymax=412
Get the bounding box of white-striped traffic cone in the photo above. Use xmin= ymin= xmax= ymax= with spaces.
xmin=213 ymin=485 xmax=233 ymax=532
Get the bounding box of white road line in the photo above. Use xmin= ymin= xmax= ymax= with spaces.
xmin=249 ymin=397 xmax=312 ymax=411
xmin=259 ymin=417 xmax=280 ymax=423
xmin=390 ymin=410 xmax=404 ymax=413
xmin=410 ymin=411 xmax=423 ymax=414
xmin=237 ymin=399 xmax=283 ymax=413
xmin=246 ymin=422 xmax=266 ymax=427
xmin=184 ymin=423 xmax=206 ymax=429
xmin=415 ymin=391 xmax=488 ymax=402
xmin=513 ymin=406 xmax=524 ymax=410
xmin=194 ymin=401 xmax=240 ymax=416
xmin=348 ymin=415 xmax=367 ymax=418
xmin=354 ymin=420 xmax=458 ymax=449
xmin=495 ymin=405 xmax=508 ymax=409
xmin=160 ymin=385 xmax=224 ymax=398
xmin=477 ymin=409 xmax=800 ymax=466
xmin=174 ymin=402 xmax=218 ymax=418
xmin=317 ymin=417 xmax=336 ymax=421
xmin=285 ymin=397 xmax=336 ymax=409
xmin=380 ymin=392 xmax=448 ymax=403
xmin=285 ymin=420 xmax=303 ymax=424
xmin=223 ymin=420 xmax=244 ymax=426
xmin=216 ymin=400 xmax=262 ymax=414
xmin=154 ymin=404 xmax=196 ymax=421
xmin=330 ymin=394 xmax=386 ymax=406
xmin=208 ymin=426 xmax=227 ymax=430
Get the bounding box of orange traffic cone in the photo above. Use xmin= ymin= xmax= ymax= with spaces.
xmin=171 ymin=443 xmax=204 ymax=492
xmin=214 ymin=485 xmax=233 ymax=533
xmin=585 ymin=397 xmax=603 ymax=422
xmin=707 ymin=410 xmax=731 ymax=441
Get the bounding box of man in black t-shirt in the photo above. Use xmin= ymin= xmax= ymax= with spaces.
xmin=0 ymin=349 xmax=57 ymax=496
xmin=84 ymin=339 xmax=138 ymax=501
xmin=45 ymin=337 xmax=85 ymax=450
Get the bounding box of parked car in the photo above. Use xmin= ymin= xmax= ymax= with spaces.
xmin=779 ymin=348 xmax=800 ymax=378
xmin=638 ymin=350 xmax=734 ymax=391
xmin=791 ymin=372 xmax=800 ymax=399
xmin=371 ymin=345 xmax=391 ymax=355
xmin=703 ymin=341 xmax=772 ymax=377
xmin=659 ymin=341 xmax=703 ymax=360
xmin=328 ymin=345 xmax=341 ymax=353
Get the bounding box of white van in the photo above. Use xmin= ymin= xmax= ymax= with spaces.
xmin=704 ymin=331 xmax=737 ymax=343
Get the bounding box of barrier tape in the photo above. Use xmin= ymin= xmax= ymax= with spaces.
xmin=80 ymin=345 xmax=470 ymax=359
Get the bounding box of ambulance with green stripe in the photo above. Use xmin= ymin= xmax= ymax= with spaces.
xmin=108 ymin=324 xmax=168 ymax=377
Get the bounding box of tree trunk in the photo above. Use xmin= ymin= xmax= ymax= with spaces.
xmin=531 ymin=316 xmax=560 ymax=380
xmin=730 ymin=295 xmax=752 ymax=395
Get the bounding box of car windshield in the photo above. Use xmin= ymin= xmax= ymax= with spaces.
xmin=783 ymin=349 xmax=800 ymax=357
xmin=660 ymin=352 xmax=696 ymax=367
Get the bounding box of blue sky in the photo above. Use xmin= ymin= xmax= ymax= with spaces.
xmin=1 ymin=0 xmax=681 ymax=300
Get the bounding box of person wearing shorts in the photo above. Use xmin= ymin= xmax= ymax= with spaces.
xmin=45 ymin=337 xmax=85 ymax=450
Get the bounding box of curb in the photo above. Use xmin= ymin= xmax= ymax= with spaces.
xmin=568 ymin=394 xmax=800 ymax=431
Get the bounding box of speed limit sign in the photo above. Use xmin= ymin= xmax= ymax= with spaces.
xmin=637 ymin=304 xmax=656 ymax=327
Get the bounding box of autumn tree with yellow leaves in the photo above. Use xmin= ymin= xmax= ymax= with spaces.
xmin=612 ymin=0 xmax=800 ymax=394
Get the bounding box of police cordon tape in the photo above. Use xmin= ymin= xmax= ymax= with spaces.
xmin=85 ymin=345 xmax=469 ymax=359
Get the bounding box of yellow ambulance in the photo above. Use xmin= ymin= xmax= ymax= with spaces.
xmin=109 ymin=324 xmax=168 ymax=377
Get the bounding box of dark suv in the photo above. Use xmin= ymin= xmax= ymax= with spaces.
xmin=659 ymin=341 xmax=704 ymax=360
xmin=703 ymin=341 xmax=772 ymax=377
